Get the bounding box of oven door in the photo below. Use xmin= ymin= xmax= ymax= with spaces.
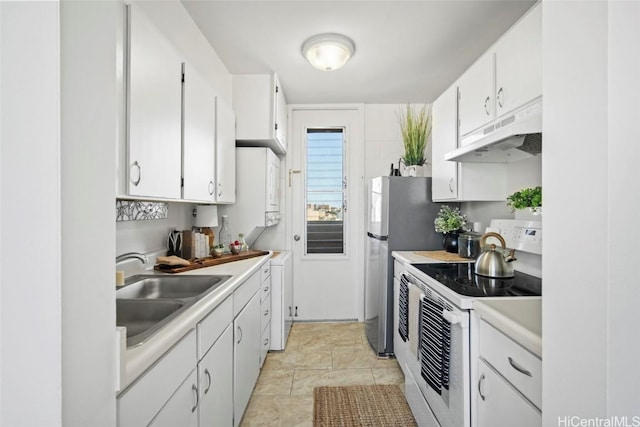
xmin=410 ymin=277 xmax=471 ymax=427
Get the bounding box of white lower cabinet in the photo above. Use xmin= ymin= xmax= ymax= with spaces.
xmin=476 ymin=359 xmax=541 ymax=427
xmin=118 ymin=260 xmax=269 ymax=427
xmin=198 ymin=325 xmax=233 ymax=426
xmin=234 ymin=292 xmax=261 ymax=427
xmin=150 ymin=369 xmax=199 ymax=427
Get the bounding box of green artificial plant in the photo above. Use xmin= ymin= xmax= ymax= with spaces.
xmin=399 ymin=103 xmax=431 ymax=166
xmin=434 ymin=205 xmax=468 ymax=234
xmin=506 ymin=186 xmax=542 ymax=212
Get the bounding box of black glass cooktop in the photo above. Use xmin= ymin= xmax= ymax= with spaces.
xmin=412 ymin=263 xmax=542 ymax=297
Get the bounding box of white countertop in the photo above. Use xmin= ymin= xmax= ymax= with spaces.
xmin=118 ymin=254 xmax=271 ymax=392
xmin=473 ymin=298 xmax=542 ymax=358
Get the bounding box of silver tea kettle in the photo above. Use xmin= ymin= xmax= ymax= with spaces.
xmin=475 ymin=232 xmax=516 ymax=278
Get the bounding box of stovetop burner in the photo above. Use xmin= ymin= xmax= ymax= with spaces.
xmin=412 ymin=263 xmax=542 ymax=297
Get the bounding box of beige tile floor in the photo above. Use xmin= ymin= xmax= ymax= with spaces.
xmin=240 ymin=322 xmax=405 ymax=427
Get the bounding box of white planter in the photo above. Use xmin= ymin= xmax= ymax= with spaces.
xmin=514 ymin=207 xmax=542 ymax=221
xmin=402 ymin=165 xmax=424 ymax=177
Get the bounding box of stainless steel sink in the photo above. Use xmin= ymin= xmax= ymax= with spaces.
xmin=117 ymin=299 xmax=186 ymax=347
xmin=117 ymin=274 xmax=231 ymax=300
xmin=116 ymin=274 xmax=231 ymax=347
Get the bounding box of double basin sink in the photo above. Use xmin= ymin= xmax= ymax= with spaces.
xmin=116 ymin=274 xmax=231 ymax=348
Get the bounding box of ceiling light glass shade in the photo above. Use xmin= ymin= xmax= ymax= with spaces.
xmin=301 ymin=33 xmax=355 ymax=71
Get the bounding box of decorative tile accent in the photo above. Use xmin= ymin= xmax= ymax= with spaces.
xmin=116 ymin=200 xmax=168 ymax=222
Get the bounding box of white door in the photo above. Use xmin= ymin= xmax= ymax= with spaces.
xmin=288 ymin=107 xmax=364 ymax=321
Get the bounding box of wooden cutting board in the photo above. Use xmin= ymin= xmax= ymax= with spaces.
xmin=413 ymin=250 xmax=472 ymax=262
xmin=154 ymin=250 xmax=270 ymax=273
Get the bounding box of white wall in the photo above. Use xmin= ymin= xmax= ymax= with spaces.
xmin=60 ymin=3 xmax=123 ymax=425
xmin=1 ymin=2 xmax=62 ymax=426
xmin=543 ymin=0 xmax=640 ymax=421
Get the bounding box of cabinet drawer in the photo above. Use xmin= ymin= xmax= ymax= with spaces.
xmin=260 ymin=322 xmax=270 ymax=368
xmin=260 ymin=277 xmax=271 ymax=303
xmin=394 ymin=260 xmax=405 ymax=279
xmin=234 ymin=270 xmax=260 ymax=316
xmin=118 ymin=330 xmax=196 ymax=427
xmin=479 ymin=320 xmax=541 ymax=409
xmin=260 ymin=261 xmax=271 ymax=283
xmin=197 ymin=295 xmax=233 ymax=360
xmin=261 ymin=294 xmax=271 ymax=333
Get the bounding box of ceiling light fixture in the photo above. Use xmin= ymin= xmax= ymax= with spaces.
xmin=301 ymin=33 xmax=355 ymax=71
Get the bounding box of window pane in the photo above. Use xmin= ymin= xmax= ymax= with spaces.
xmin=306 ymin=129 xmax=345 ymax=254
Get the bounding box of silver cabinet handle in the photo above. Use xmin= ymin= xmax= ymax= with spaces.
xmin=217 ymin=182 xmax=223 ymax=198
xmin=484 ymin=96 xmax=491 ymax=116
xmin=130 ymin=161 xmax=141 ymax=186
xmin=264 ymin=309 xmax=269 ymax=316
xmin=289 ymin=306 xmax=293 ymax=317
xmin=208 ymin=180 xmax=215 ymax=196
xmin=294 ymin=306 xmax=299 ymax=317
xmin=497 ymin=87 xmax=504 ymax=108
xmin=448 ymin=177 xmax=455 ymax=193
xmin=237 ymin=326 xmax=243 ymax=344
xmin=204 ymin=368 xmax=212 ymax=395
xmin=478 ymin=373 xmax=486 ymax=401
xmin=191 ymin=384 xmax=199 ymax=413
xmin=508 ymin=357 xmax=532 ymax=377
xmin=294 ymin=234 xmax=300 ymax=241
xmin=264 ymin=338 xmax=269 ymax=346
xmin=264 ymin=286 xmax=269 ymax=292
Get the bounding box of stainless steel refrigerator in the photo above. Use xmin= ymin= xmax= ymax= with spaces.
xmin=365 ymin=177 xmax=445 ymax=356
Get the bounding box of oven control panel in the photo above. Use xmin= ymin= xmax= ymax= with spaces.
xmin=487 ymin=219 xmax=542 ymax=255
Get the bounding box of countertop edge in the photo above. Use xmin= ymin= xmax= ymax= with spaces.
xmin=473 ymin=299 xmax=542 ymax=358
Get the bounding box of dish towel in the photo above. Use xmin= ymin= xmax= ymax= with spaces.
xmin=398 ymin=275 xmax=409 ymax=342
xmin=419 ymin=296 xmax=452 ymax=395
xmin=408 ymin=283 xmax=423 ymax=358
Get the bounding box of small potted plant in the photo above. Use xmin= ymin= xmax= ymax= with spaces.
xmin=506 ymin=186 xmax=542 ymax=219
xmin=210 ymin=243 xmax=225 ymax=258
xmin=434 ymin=205 xmax=468 ymax=253
xmin=398 ymin=103 xmax=431 ymax=176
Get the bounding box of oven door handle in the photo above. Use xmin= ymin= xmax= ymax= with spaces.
xmin=442 ymin=310 xmax=466 ymax=327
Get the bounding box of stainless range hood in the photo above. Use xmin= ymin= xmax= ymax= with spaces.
xmin=445 ymin=98 xmax=542 ymax=163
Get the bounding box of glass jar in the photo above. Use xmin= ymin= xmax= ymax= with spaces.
xmin=219 ymin=215 xmax=232 ymax=254
xmin=238 ymin=233 xmax=249 ymax=252
xmin=458 ymin=232 xmax=481 ymax=259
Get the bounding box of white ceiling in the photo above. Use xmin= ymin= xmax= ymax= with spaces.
xmin=182 ymin=1 xmax=536 ymax=104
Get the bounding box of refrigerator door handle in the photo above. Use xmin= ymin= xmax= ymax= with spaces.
xmin=367 ymin=232 xmax=388 ymax=241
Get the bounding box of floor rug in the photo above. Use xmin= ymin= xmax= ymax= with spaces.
xmin=313 ymin=384 xmax=417 ymax=427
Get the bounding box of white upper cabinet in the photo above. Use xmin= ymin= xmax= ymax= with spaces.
xmin=458 ymin=53 xmax=495 ymax=138
xmin=432 ymin=85 xmax=507 ymax=202
xmin=432 ymin=85 xmax=459 ymax=200
xmin=127 ymin=4 xmax=182 ymax=199
xmin=458 ymin=3 xmax=542 ymax=138
xmin=233 ymin=74 xmax=287 ymax=156
xmin=494 ymin=3 xmax=542 ymax=117
xmin=215 ymin=97 xmax=236 ymax=204
xmin=182 ymin=63 xmax=216 ymax=202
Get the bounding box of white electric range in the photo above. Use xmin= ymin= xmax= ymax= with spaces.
xmin=393 ymin=219 xmax=542 ymax=427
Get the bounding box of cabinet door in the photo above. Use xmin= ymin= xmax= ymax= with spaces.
xmin=494 ymin=4 xmax=542 ymax=117
xmin=476 ymin=359 xmax=541 ymax=427
xmin=215 ymin=97 xmax=236 ymax=203
xmin=275 ymin=76 xmax=287 ymax=151
xmin=182 ymin=63 xmax=216 ymax=202
xmin=458 ymin=53 xmax=495 ymax=137
xmin=233 ymin=292 xmax=261 ymax=427
xmin=127 ymin=4 xmax=182 ymax=199
xmin=149 ymin=369 xmax=198 ymax=427
xmin=199 ymin=325 xmax=233 ymax=427
xmin=431 ymin=85 xmax=459 ymax=201
xmin=267 ymin=149 xmax=280 ymax=210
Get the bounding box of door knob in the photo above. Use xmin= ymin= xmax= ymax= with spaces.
xmin=294 ymin=234 xmax=300 ymax=241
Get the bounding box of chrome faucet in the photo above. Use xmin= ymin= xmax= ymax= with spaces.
xmin=116 ymin=252 xmax=148 ymax=265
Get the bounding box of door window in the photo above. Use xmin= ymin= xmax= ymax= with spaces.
xmin=305 ymin=128 xmax=346 ymax=254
